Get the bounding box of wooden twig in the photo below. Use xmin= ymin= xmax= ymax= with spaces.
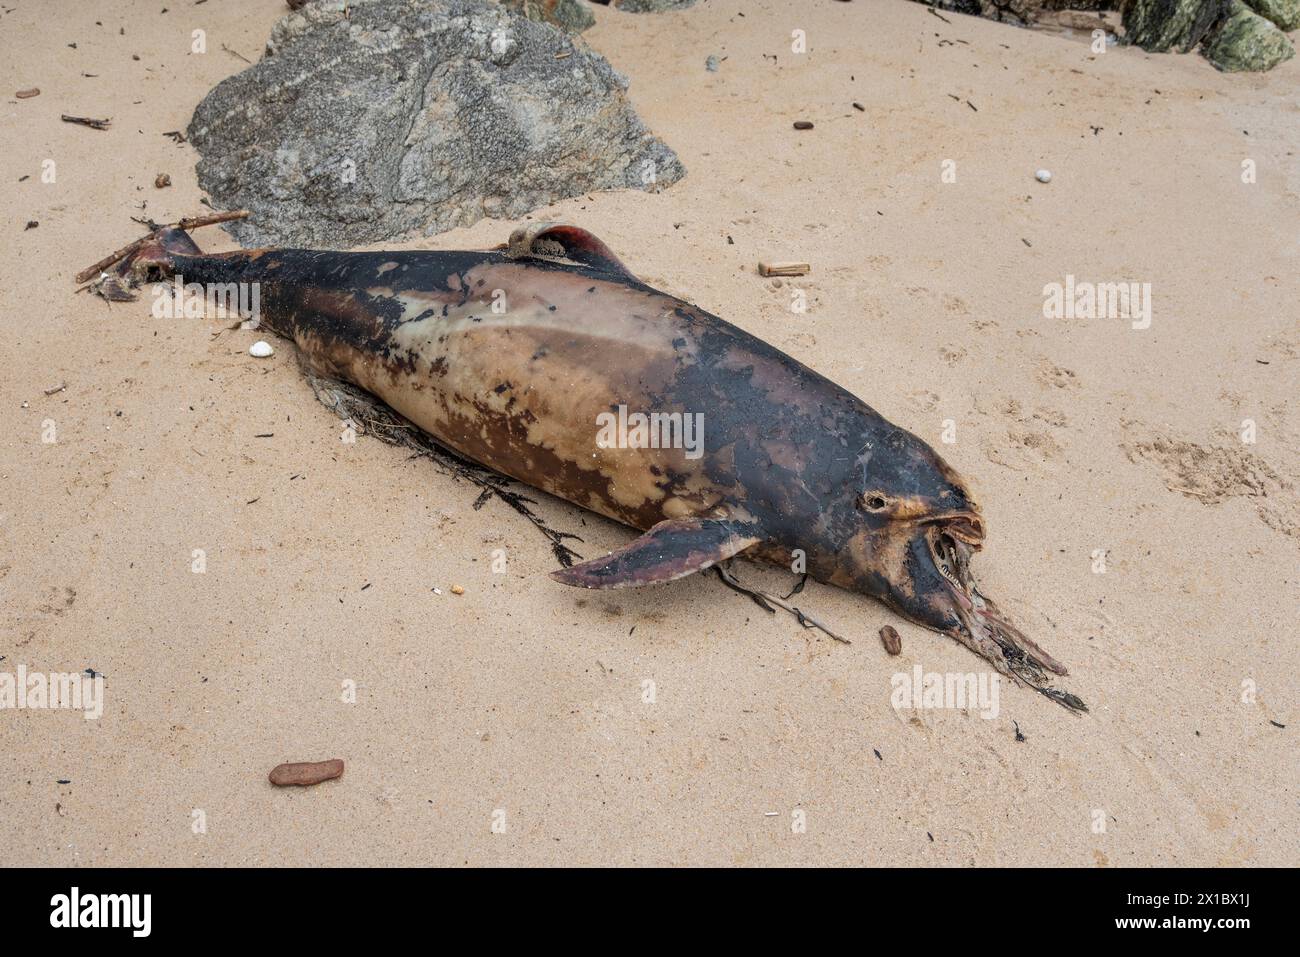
xmin=74 ymin=237 xmax=149 ymax=285
xmin=61 ymin=114 xmax=110 ymax=130
xmin=73 ymin=209 xmax=249 ymax=284
xmin=221 ymin=43 xmax=252 ymax=64
xmin=175 ymin=209 xmax=249 ymax=231
xmin=758 ymin=261 xmax=810 ymax=277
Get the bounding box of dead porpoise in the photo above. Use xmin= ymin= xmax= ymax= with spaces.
xmin=109 ymin=220 xmax=1084 ymax=711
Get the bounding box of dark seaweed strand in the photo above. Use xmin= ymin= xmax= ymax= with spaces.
xmin=306 ymin=372 xmax=584 ymax=567
xmin=992 ymin=637 xmax=1089 ymax=713
xmin=715 ymin=562 xmax=850 ymax=644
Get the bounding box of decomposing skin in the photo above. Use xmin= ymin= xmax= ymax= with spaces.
xmin=119 ymin=222 xmax=1084 ymax=710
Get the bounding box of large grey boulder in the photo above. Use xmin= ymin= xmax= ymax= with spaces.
xmin=1201 ymin=0 xmax=1296 ymax=69
xmin=188 ymin=0 xmax=684 ymax=248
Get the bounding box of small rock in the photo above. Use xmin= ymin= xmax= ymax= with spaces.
xmin=1035 ymin=169 xmax=1052 ymax=183
xmin=249 ymin=340 xmax=274 ymax=358
xmin=705 ymin=54 xmax=720 ymax=72
xmin=16 ymin=88 xmax=40 ymax=99
xmin=450 ymin=584 xmax=466 ymax=595
xmin=793 ymin=120 xmax=814 ymax=130
xmin=155 ymin=173 xmax=171 ymax=188
xmin=501 ymin=0 xmax=595 ymax=34
xmin=1054 ymin=10 xmax=1110 ymax=32
xmin=879 ymin=625 xmax=902 ymax=656
xmin=268 ymin=758 xmax=344 ymax=787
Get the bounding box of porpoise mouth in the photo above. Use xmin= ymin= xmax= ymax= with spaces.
xmin=928 ymin=525 xmax=1088 ymax=712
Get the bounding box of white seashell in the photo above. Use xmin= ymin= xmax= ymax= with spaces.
xmin=249 ymin=340 xmax=274 ymax=358
xmin=1035 ymin=169 xmax=1052 ymax=183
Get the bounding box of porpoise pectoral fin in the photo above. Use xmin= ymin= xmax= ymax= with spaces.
xmin=550 ymin=516 xmax=761 ymax=589
xmin=506 ymin=222 xmax=640 ymax=283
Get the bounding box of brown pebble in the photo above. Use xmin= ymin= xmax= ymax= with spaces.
xmin=268 ymin=758 xmax=344 ymax=787
xmin=450 ymin=584 xmax=465 ymax=595
xmin=852 ymin=102 xmax=865 ymax=112
xmin=793 ymin=120 xmax=814 ymax=130
xmin=155 ymin=173 xmax=171 ymax=188
xmin=879 ymin=625 xmax=902 ymax=656
xmin=16 ymin=88 xmax=40 ymax=99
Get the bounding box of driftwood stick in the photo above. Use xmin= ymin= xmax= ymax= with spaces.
xmin=73 ymin=209 xmax=250 ymax=285
xmin=74 ymin=237 xmax=148 ymax=285
xmin=174 ymin=209 xmax=250 ymax=232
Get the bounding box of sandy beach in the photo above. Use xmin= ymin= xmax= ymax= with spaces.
xmin=1 ymin=0 xmax=1296 ymax=866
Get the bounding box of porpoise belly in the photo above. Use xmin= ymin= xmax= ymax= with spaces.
xmin=341 ymin=261 xmax=733 ymax=532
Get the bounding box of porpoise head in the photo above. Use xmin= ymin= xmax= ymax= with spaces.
xmin=828 ymin=425 xmax=1085 ymax=710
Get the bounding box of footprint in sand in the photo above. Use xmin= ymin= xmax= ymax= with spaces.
xmin=1122 ymin=431 xmax=1296 ymax=537
xmin=1036 ymin=361 xmax=1079 ymax=391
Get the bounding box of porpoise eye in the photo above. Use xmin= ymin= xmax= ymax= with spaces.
xmin=859 ymin=493 xmax=889 ymax=512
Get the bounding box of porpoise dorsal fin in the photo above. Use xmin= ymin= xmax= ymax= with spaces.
xmin=550 ymin=516 xmax=760 ymax=589
xmin=506 ymin=222 xmax=639 ymax=283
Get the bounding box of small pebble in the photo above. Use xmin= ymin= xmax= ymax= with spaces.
xmin=249 ymin=340 xmax=274 ymax=358
xmin=155 ymin=173 xmax=171 ymax=188
xmin=450 ymin=584 xmax=465 ymax=595
xmin=1035 ymin=169 xmax=1052 ymax=183
xmin=793 ymin=120 xmax=814 ymax=130
xmin=705 ymin=54 xmax=720 ymax=72
xmin=15 ymin=88 xmax=40 ymax=99
xmin=268 ymin=759 xmax=344 ymax=787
